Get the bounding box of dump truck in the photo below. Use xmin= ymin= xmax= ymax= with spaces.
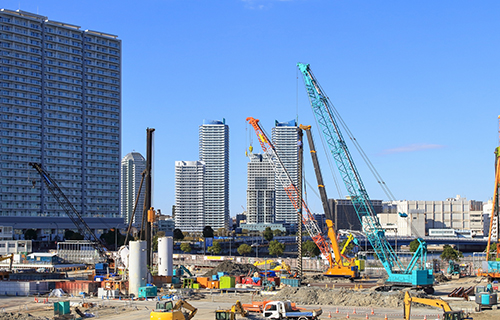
xmin=263 ymin=301 xmax=322 ymax=320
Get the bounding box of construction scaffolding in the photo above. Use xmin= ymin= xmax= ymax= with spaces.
xmin=57 ymin=240 xmax=104 ymax=264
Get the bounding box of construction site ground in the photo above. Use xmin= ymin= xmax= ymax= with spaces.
xmin=0 ymin=275 xmax=498 ymax=319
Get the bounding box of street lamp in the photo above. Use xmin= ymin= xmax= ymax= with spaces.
xmin=251 ymin=243 xmax=258 ymax=258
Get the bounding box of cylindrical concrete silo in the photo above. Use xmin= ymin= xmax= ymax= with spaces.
xmin=158 ymin=236 xmax=173 ymax=276
xmin=129 ymin=240 xmax=147 ymax=297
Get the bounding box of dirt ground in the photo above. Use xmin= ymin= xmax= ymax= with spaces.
xmin=0 ymin=274 xmax=499 ymax=319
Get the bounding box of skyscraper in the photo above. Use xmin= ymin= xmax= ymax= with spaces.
xmin=272 ymin=119 xmax=298 ymax=223
xmin=246 ymin=153 xmax=275 ymax=224
xmin=174 ymin=161 xmax=205 ymax=232
xmin=121 ymin=152 xmax=146 ymax=226
xmin=199 ymin=119 xmax=229 ymax=230
xmin=0 ymin=9 xmax=121 ymax=218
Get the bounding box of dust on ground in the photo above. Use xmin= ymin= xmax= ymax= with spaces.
xmin=203 ymin=261 xmax=259 ymax=277
xmin=256 ymin=286 xmax=430 ymax=308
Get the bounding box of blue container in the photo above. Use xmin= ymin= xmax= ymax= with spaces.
xmin=212 ymin=275 xmax=218 ymax=281
xmin=217 ymin=272 xmax=227 ymax=278
xmin=281 ymin=278 xmax=299 ymax=287
xmin=138 ymin=286 xmax=157 ymax=299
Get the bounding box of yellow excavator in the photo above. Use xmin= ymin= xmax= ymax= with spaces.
xmin=150 ymin=299 xmax=197 ymax=320
xmin=215 ymin=300 xmax=248 ymax=320
xmin=404 ymin=292 xmax=472 ymax=320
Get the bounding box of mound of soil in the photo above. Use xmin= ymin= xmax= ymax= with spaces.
xmin=267 ymin=287 xmax=428 ymax=308
xmin=203 ymin=261 xmax=259 ymax=277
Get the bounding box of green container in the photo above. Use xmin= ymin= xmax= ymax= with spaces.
xmin=219 ymin=276 xmax=235 ymax=289
xmin=138 ymin=286 xmax=157 ymax=298
xmin=192 ymin=283 xmax=200 ymax=289
xmin=54 ymin=301 xmax=70 ymax=315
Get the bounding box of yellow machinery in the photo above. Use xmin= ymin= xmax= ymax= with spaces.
xmin=340 ymin=234 xmax=365 ymax=272
xmin=215 ymin=300 xmax=248 ymax=320
xmin=150 ymin=299 xmax=197 ymax=320
xmin=300 ymin=124 xmax=359 ymax=279
xmin=0 ymin=254 xmax=14 ymax=270
xmin=404 ymin=292 xmax=472 ymax=320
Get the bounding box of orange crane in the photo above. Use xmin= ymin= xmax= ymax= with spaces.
xmin=246 ymin=117 xmax=358 ymax=278
xmin=483 ymin=116 xmax=500 ymax=280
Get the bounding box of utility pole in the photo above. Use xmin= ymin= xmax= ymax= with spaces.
xmin=297 ymin=128 xmax=303 ymax=280
xmin=145 ymin=128 xmax=155 ymax=267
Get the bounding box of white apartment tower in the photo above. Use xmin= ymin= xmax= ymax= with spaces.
xmin=246 ymin=153 xmax=275 ymax=224
xmin=0 ymin=9 xmax=121 ymax=218
xmin=272 ymin=120 xmax=298 ymax=223
xmin=174 ymin=161 xmax=205 ymax=232
xmin=121 ymin=152 xmax=146 ymax=226
xmin=199 ymin=119 xmax=229 ymax=230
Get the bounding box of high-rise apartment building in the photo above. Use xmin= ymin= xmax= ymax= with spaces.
xmin=174 ymin=161 xmax=205 ymax=232
xmin=121 ymin=152 xmax=145 ymax=226
xmin=272 ymin=120 xmax=298 ymax=223
xmin=199 ymin=119 xmax=229 ymax=229
xmin=0 ymin=9 xmax=121 ymax=218
xmin=246 ymin=153 xmax=275 ymax=224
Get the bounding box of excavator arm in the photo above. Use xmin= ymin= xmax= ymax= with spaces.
xmin=404 ymin=292 xmax=452 ymax=320
xmin=232 ymin=300 xmax=248 ymax=317
xmin=174 ymin=300 xmax=198 ymax=320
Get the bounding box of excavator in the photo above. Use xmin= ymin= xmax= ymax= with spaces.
xmin=150 ymin=299 xmax=198 ymax=320
xmin=215 ymin=300 xmax=248 ymax=320
xmin=404 ymin=292 xmax=472 ymax=320
xmin=0 ymin=254 xmax=14 ymax=270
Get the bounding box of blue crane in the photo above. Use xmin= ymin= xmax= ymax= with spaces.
xmin=297 ymin=63 xmax=434 ymax=292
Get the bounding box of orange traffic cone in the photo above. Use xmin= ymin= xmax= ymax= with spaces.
xmin=336 ymin=307 xmax=339 ymax=314
xmin=371 ymin=308 xmax=374 ymax=315
xmin=366 ymin=314 xmax=369 ymax=320
xmin=437 ymin=314 xmax=440 ymax=319
xmin=424 ymin=315 xmax=427 ymax=320
xmin=328 ymin=311 xmax=332 ymax=318
xmin=384 ymin=314 xmax=388 ymax=320
xmin=346 ymin=314 xmax=349 ymax=319
xmin=353 ymin=308 xmax=356 ymax=314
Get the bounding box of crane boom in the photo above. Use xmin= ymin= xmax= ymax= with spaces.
xmin=297 ymin=63 xmax=433 ymax=289
xmin=29 ymin=163 xmax=109 ymax=261
xmin=246 ymin=117 xmax=333 ymax=267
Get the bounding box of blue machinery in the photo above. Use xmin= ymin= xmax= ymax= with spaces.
xmin=297 ymin=63 xmax=434 ymax=291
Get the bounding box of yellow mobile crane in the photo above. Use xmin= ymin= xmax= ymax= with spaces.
xmin=247 ymin=117 xmax=358 ymax=279
xmin=404 ymin=292 xmax=472 ymax=320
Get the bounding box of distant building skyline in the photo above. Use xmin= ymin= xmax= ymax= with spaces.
xmin=246 ymin=153 xmax=275 ymax=224
xmin=0 ymin=9 xmax=121 ymax=220
xmin=121 ymin=152 xmax=145 ymax=226
xmin=272 ymin=119 xmax=299 ymax=224
xmin=199 ymin=119 xmax=229 ymax=230
xmin=174 ymin=160 xmax=205 ymax=232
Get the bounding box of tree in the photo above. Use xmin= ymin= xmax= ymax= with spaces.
xmin=302 ymin=240 xmax=320 ymax=257
xmin=203 ymin=226 xmax=214 ymax=239
xmin=152 ymin=231 xmax=166 ymax=251
xmin=180 ymin=243 xmax=192 ymax=253
xmin=409 ymin=239 xmax=421 ymax=252
xmin=173 ymin=228 xmax=184 ymax=240
xmin=24 ymin=229 xmax=37 ymax=240
xmin=237 ymin=244 xmax=252 ymax=256
xmin=64 ymin=230 xmax=75 ymax=240
xmin=207 ymin=241 xmax=222 ymax=255
xmin=70 ymin=232 xmax=84 ymax=240
xmin=273 ymin=229 xmax=283 ymax=237
xmin=100 ymin=229 xmax=127 ymax=250
xmin=268 ymin=240 xmax=285 ymax=257
xmin=441 ymin=245 xmax=463 ymax=262
xmin=263 ymin=227 xmax=274 ymax=242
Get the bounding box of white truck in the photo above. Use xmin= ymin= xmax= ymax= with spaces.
xmin=263 ymin=301 xmax=322 ymax=320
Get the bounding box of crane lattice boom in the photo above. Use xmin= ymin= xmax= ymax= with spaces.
xmin=246 ymin=117 xmax=333 ymax=266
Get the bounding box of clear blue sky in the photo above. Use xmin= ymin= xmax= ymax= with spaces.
xmin=6 ymin=0 xmax=499 ymax=216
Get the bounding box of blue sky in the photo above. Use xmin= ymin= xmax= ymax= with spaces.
xmin=5 ymin=0 xmax=499 ymax=216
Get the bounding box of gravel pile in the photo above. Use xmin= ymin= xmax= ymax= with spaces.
xmin=268 ymin=287 xmax=428 ymax=308
xmin=203 ymin=261 xmax=259 ymax=277
xmin=0 ymin=313 xmax=49 ymax=320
